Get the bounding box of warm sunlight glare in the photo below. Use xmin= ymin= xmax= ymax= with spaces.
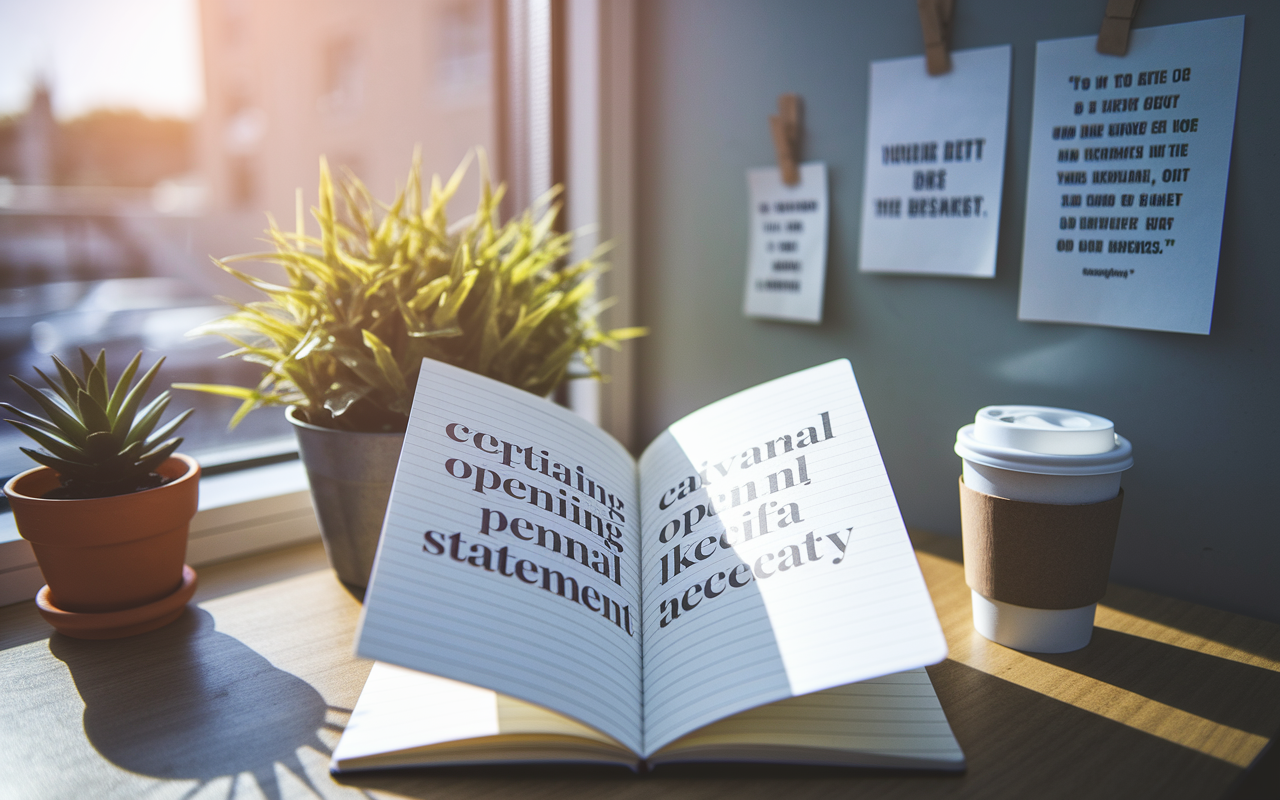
xmin=0 ymin=0 xmax=203 ymax=119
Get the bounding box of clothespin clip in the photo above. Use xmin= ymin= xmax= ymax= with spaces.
xmin=1097 ymin=0 xmax=1141 ymax=56
xmin=770 ymin=94 xmax=802 ymax=186
xmin=917 ymin=0 xmax=954 ymax=76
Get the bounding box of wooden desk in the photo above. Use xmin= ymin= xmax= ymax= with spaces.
xmin=2 ymin=531 xmax=1277 ymax=799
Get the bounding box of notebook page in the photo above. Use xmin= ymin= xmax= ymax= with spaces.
xmin=331 ymin=662 xmax=624 ymax=770
xmin=355 ymin=359 xmax=643 ymax=754
xmin=652 ymin=668 xmax=964 ymax=769
xmin=637 ymin=359 xmax=948 ymax=755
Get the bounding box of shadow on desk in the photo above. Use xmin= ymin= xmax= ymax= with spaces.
xmin=333 ymin=761 xmax=965 ymax=798
xmin=49 ymin=607 xmax=349 ymax=800
xmin=6 ymin=537 xmax=1274 ymax=799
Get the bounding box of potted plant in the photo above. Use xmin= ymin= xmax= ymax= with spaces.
xmin=178 ymin=152 xmax=642 ymax=589
xmin=2 ymin=350 xmax=198 ymax=639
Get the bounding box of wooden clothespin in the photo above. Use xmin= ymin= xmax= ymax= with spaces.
xmin=917 ymin=0 xmax=954 ymax=76
xmin=770 ymin=94 xmax=802 ymax=186
xmin=1097 ymin=0 xmax=1141 ymax=56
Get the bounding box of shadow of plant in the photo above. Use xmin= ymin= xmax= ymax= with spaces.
xmin=49 ymin=606 xmax=349 ymax=799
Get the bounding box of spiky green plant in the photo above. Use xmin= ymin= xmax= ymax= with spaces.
xmin=176 ymin=150 xmax=644 ymax=433
xmin=2 ymin=350 xmax=194 ymax=499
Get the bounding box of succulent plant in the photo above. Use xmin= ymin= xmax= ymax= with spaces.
xmin=1 ymin=350 xmax=193 ymax=499
xmin=175 ymin=150 xmax=644 ymax=433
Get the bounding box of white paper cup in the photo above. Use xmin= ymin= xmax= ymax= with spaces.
xmin=955 ymin=406 xmax=1133 ymax=653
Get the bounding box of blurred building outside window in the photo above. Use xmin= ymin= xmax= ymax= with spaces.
xmin=319 ymin=37 xmax=363 ymax=114
xmin=0 ymin=0 xmax=498 ymax=484
xmin=438 ymin=0 xmax=492 ymax=100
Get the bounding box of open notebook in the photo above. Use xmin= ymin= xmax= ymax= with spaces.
xmin=333 ymin=358 xmax=963 ymax=771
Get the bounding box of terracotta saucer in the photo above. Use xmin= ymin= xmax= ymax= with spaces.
xmin=35 ymin=565 xmax=199 ymax=640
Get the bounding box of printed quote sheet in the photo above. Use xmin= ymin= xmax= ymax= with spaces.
xmin=859 ymin=45 xmax=1012 ymax=277
xmin=744 ymin=162 xmax=829 ymax=323
xmin=1018 ymin=17 xmax=1244 ymax=334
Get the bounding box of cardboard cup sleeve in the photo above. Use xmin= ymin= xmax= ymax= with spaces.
xmin=959 ymin=477 xmax=1124 ymax=610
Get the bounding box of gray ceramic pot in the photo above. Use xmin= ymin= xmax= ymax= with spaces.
xmin=287 ymin=407 xmax=405 ymax=589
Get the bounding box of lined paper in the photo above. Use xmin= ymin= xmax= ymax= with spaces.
xmin=652 ymin=668 xmax=963 ymax=768
xmin=355 ymin=359 xmax=644 ymax=754
xmin=331 ymin=662 xmax=627 ymax=770
xmin=637 ymin=360 xmax=948 ymax=755
xmin=332 ymin=664 xmax=961 ymax=772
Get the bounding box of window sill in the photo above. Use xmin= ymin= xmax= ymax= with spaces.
xmin=0 ymin=460 xmax=319 ymax=607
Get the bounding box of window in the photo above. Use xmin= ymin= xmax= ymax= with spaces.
xmin=0 ymin=0 xmax=499 ymax=481
xmin=0 ymin=0 xmax=639 ymax=592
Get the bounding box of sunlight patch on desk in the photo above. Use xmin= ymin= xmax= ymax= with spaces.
xmin=1095 ymin=606 xmax=1280 ymax=674
xmin=953 ymin=628 xmax=1268 ymax=767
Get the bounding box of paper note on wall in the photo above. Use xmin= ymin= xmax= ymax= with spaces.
xmin=743 ymin=162 xmax=828 ymax=324
xmin=1017 ymin=16 xmax=1244 ymax=335
xmin=858 ymin=45 xmax=1012 ymax=278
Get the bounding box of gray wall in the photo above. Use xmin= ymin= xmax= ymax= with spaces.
xmin=633 ymin=0 xmax=1280 ymax=623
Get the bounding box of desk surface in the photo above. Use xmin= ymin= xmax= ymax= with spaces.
xmin=2 ymin=531 xmax=1278 ymax=800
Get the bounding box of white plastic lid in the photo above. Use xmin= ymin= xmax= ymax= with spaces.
xmin=955 ymin=405 xmax=1133 ymax=476
xmin=974 ymin=406 xmax=1115 ymax=455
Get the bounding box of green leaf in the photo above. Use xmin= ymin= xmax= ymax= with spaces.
xmin=4 ymin=420 xmax=84 ymax=462
xmin=107 ymin=352 xmax=143 ymax=418
xmin=227 ymin=397 xmax=259 ymax=429
xmin=361 ymin=329 xmax=407 ymax=395
xmin=407 ymin=275 xmax=452 ymax=313
xmin=49 ymin=355 xmax=85 ymax=398
xmin=123 ymin=393 xmax=172 ymax=447
xmin=440 ymin=149 xmax=474 ymax=200
xmin=172 ymin=382 xmax=261 ymax=400
xmin=76 ymin=388 xmax=112 ymax=435
xmin=318 ymin=156 xmax=338 ymax=263
xmin=84 ymin=349 xmax=110 ymax=410
xmin=9 ymin=376 xmax=88 ymax=447
xmin=111 ymin=356 xmax=165 ymax=437
xmin=135 ymin=437 xmax=183 ymax=475
xmin=606 ymin=326 xmax=649 ymax=341
xmin=31 ymin=367 xmax=76 ymax=408
xmin=493 ymin=294 xmax=560 ymax=372
xmin=434 ymin=269 xmax=477 ymax=327
xmin=322 ymin=387 xmax=370 ymax=418
xmin=19 ymin=447 xmax=96 ymax=479
xmin=143 ymin=408 xmax=194 ymax=451
xmin=529 ymin=336 xmax=579 ymax=388
xmin=406 ymin=326 xmax=461 ymax=339
xmin=0 ymin=402 xmax=69 ymax=439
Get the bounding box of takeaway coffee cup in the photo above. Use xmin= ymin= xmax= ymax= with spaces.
xmin=954 ymin=406 xmax=1133 ymax=653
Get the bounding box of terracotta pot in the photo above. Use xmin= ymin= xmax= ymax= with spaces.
xmin=4 ymin=454 xmax=201 ymax=621
xmin=287 ymin=407 xmax=404 ymax=590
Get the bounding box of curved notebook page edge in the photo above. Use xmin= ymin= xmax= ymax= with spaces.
xmin=331 ymin=663 xmax=634 ymax=772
